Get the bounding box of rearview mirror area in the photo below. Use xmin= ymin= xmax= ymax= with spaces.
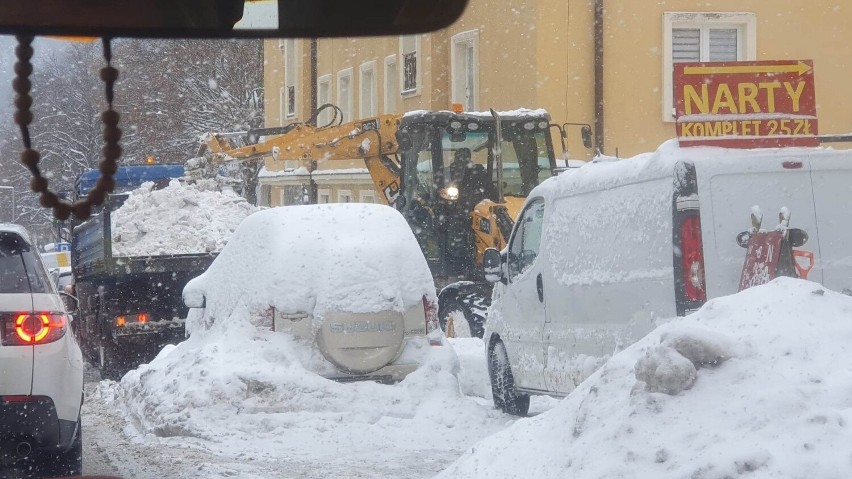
xmin=59 ymin=292 xmax=79 ymax=314
xmin=483 ymin=248 xmax=503 ymax=284
xmin=0 ymin=0 xmax=469 ymax=38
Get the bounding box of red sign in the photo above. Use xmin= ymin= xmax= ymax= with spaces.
xmin=674 ymin=60 xmax=818 ymax=148
xmin=739 ymin=231 xmax=784 ymax=291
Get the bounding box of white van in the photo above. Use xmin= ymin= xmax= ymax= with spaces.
xmin=483 ymin=141 xmax=852 ymax=415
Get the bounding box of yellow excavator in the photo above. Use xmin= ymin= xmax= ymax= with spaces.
xmin=189 ymin=104 xmax=588 ymax=337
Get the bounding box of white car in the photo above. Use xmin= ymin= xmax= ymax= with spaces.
xmin=0 ymin=224 xmax=84 ymax=477
xmin=183 ymin=203 xmax=442 ymax=382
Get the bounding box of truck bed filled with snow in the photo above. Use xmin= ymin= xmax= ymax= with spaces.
xmin=111 ymin=180 xmax=259 ymax=257
xmin=440 ymin=278 xmax=852 ymax=478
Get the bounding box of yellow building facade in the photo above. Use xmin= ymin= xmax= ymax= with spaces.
xmin=261 ymin=1 xmax=852 ymax=205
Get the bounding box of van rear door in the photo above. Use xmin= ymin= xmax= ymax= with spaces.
xmin=807 ymin=151 xmax=852 ymax=294
xmin=696 ymin=150 xmax=843 ymax=298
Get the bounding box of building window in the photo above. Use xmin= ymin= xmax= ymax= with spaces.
xmin=338 ymin=189 xmax=353 ymax=203
xmin=451 ymin=30 xmax=479 ymax=111
xmin=317 ymin=74 xmax=332 ymax=126
xmin=282 ymin=38 xmax=298 ymax=119
xmin=359 ymin=190 xmax=376 ymax=203
xmin=662 ymin=12 xmax=756 ymax=122
xmin=360 ymin=61 xmax=377 ymax=118
xmin=400 ymin=35 xmax=420 ymax=95
xmin=384 ymin=55 xmax=398 ymax=114
xmin=278 ymin=87 xmax=287 ymax=124
xmin=337 ymin=68 xmax=353 ymax=123
xmin=318 ymin=188 xmax=331 ymax=204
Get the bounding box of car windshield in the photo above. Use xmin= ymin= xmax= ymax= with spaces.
xmin=0 ymin=2 xmax=851 ymax=478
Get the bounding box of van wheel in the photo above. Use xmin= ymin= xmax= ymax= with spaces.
xmin=488 ymin=340 xmax=530 ymax=416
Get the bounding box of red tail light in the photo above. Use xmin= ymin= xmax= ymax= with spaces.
xmin=681 ymin=216 xmax=706 ymax=303
xmin=423 ymin=296 xmax=441 ymax=345
xmin=2 ymin=313 xmax=67 ymax=346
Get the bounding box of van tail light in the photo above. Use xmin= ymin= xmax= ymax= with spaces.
xmin=680 ymin=215 xmax=707 ymax=303
xmin=2 ymin=313 xmax=67 ymax=346
xmin=423 ymin=296 xmax=442 ymax=346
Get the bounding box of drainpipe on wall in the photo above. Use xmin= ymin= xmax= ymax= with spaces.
xmin=593 ymin=0 xmax=604 ymax=155
xmin=308 ymin=38 xmax=319 ymax=204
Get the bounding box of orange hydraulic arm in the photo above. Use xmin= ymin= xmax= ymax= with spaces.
xmin=199 ymin=114 xmax=404 ymax=205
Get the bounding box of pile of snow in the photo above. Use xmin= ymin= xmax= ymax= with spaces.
xmin=449 ymin=337 xmax=493 ymax=399
xmin=440 ymin=278 xmax=852 ymax=478
xmin=111 ymin=180 xmax=259 ymax=257
xmin=183 ymin=203 xmax=436 ymax=332
xmin=109 ymin=307 xmax=511 ymax=476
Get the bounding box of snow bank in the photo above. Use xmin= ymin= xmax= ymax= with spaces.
xmin=183 ymin=203 xmax=436 ymax=333
xmin=111 ymin=180 xmax=259 ymax=256
xmin=440 ymin=278 xmax=852 ymax=478
xmin=112 ymin=306 xmax=511 ymax=476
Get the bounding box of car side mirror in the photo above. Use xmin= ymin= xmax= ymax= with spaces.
xmin=59 ymin=292 xmax=79 ymax=314
xmin=395 ymin=131 xmax=413 ymax=151
xmin=736 ymin=231 xmax=751 ymax=248
xmin=183 ymin=290 xmax=206 ymax=309
xmin=787 ymin=228 xmax=808 ymax=247
xmin=483 ymin=248 xmax=504 ymax=284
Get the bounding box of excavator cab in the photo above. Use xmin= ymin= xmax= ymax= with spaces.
xmin=396 ymin=110 xmax=557 ymax=281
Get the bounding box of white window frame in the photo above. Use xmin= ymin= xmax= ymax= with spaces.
xmin=359 ymin=190 xmax=376 ymax=203
xmin=317 ymin=74 xmax=332 ymax=126
xmin=662 ymin=12 xmax=756 ymax=122
xmin=399 ymin=34 xmax=422 ymax=97
xmin=337 ymin=189 xmax=353 ymax=203
xmin=450 ymin=30 xmax=479 ymax=111
xmin=281 ymin=38 xmax=299 ymax=119
xmin=278 ymin=86 xmax=287 ymax=125
xmin=337 ymin=67 xmax=354 ymax=123
xmin=359 ymin=61 xmax=378 ymax=118
xmin=318 ymin=188 xmax=331 ymax=204
xmin=384 ymin=54 xmax=398 ymax=114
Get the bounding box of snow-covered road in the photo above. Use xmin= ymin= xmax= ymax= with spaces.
xmin=80 ymin=339 xmax=558 ymax=479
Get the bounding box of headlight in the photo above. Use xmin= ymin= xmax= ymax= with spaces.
xmin=440 ymin=185 xmax=460 ymax=201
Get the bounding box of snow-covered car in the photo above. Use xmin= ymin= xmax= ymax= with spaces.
xmin=183 ymin=203 xmax=442 ymax=382
xmin=0 ymin=223 xmax=84 ymax=477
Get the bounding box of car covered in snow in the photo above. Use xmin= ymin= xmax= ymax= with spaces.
xmin=182 ymin=203 xmax=442 ymax=382
xmin=0 ymin=223 xmax=84 ymax=477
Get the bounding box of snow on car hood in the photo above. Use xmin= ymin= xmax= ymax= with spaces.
xmin=184 ymin=203 xmax=436 ymax=334
xmin=111 ymin=180 xmax=259 ymax=256
xmin=440 ymin=278 xmax=852 ymax=478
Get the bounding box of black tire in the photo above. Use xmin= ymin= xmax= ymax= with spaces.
xmin=488 ymin=340 xmax=530 ymax=416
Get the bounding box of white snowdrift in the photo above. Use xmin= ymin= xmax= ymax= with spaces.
xmin=110 ymin=306 xmax=511 ymax=477
xmin=183 ymin=203 xmax=436 ymax=333
xmin=440 ymin=278 xmax=852 ymax=479
xmin=111 ymin=180 xmax=259 ymax=257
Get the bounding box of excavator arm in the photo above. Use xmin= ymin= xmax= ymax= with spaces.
xmin=191 ymin=113 xmax=403 ymax=204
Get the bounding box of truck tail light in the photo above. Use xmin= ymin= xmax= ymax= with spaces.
xmin=680 ymin=215 xmax=706 ymax=303
xmin=423 ymin=296 xmax=441 ymax=346
xmin=2 ymin=313 xmax=67 ymax=346
xmin=115 ymin=312 xmax=151 ymax=328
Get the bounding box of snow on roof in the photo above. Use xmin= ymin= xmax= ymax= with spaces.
xmin=440 ymin=278 xmax=852 ymax=478
xmin=532 ymin=138 xmax=847 ymax=201
xmin=110 ymin=180 xmax=260 ymax=257
xmin=183 ymin=203 xmax=435 ymax=332
xmin=403 ymin=108 xmax=550 ymax=119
